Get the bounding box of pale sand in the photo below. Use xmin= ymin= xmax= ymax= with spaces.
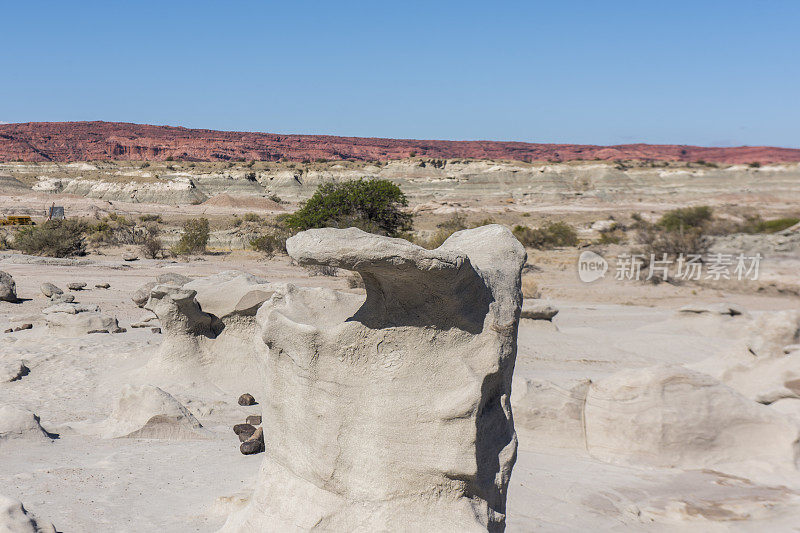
xmin=1 ymin=250 xmax=799 ymax=531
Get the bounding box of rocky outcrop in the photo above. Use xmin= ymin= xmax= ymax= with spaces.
xmin=0 ymin=271 xmax=17 ymax=302
xmin=100 ymin=385 xmax=208 ymax=440
xmin=2 ymin=121 xmax=800 ymax=163
xmin=142 ymin=271 xmax=275 ymax=394
xmin=0 ymin=494 xmax=56 ymax=533
xmin=42 ymin=303 xmax=118 ymax=336
xmin=584 ymin=366 xmax=799 ymax=478
xmin=222 ymin=225 xmax=525 ymax=532
xmin=0 ymin=404 xmax=53 ymax=444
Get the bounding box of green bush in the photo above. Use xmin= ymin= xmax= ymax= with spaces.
xmin=139 ymin=224 xmax=164 ymax=259
xmin=242 ymin=213 xmax=262 ymax=223
xmin=283 ymin=178 xmax=412 ymax=237
xmin=513 ymin=222 xmax=578 ymax=249
xmin=657 ymin=206 xmax=713 ymax=232
xmin=173 ymin=218 xmax=210 ymax=255
xmin=87 ymin=213 xmax=136 ymax=244
xmin=740 ymin=215 xmax=799 ymax=234
xmin=139 ymin=214 xmax=163 ymax=223
xmin=13 ymin=220 xmax=87 ymax=257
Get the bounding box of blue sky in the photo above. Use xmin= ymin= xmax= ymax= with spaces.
xmin=1 ymin=1 xmax=798 ymax=147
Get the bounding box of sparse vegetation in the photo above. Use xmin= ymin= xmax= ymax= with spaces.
xmin=139 ymin=224 xmax=165 ymax=259
xmin=657 ymin=206 xmax=713 ymax=232
xmin=139 ymin=214 xmax=163 ymax=223
xmin=13 ymin=220 xmax=88 ymax=257
xmin=284 ymin=178 xmax=412 ymax=237
xmin=739 ymin=215 xmax=799 ymax=234
xmin=250 ymin=228 xmax=289 ymax=257
xmin=87 ymin=213 xmax=137 ymax=245
xmin=513 ymin=222 xmax=579 ymax=249
xmin=173 ymin=218 xmax=210 ymax=255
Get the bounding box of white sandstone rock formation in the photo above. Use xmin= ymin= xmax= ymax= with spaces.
xmin=223 ymin=225 xmax=525 ymax=532
xmin=143 ymin=271 xmax=275 ymax=394
xmin=42 ymin=303 xmax=118 ymax=336
xmin=0 ymin=494 xmax=56 ymax=533
xmin=584 ymin=365 xmax=799 ymax=478
xmin=100 ymin=385 xmax=208 ymax=440
xmin=0 ymin=404 xmax=52 ymax=444
xmin=0 ymin=361 xmax=29 ymax=383
xmin=511 ymin=378 xmax=590 ymax=450
xmin=0 ymin=271 xmax=17 ymax=302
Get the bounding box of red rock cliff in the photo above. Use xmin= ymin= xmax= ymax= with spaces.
xmin=1 ymin=121 xmax=798 ymax=164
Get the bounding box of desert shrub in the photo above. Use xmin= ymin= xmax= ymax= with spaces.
xmin=250 ymin=229 xmax=289 ymax=257
xmin=657 ymin=206 xmax=713 ymax=232
xmin=13 ymin=219 xmax=87 ymax=257
xmin=173 ymin=218 xmax=210 ymax=255
xmin=598 ymin=229 xmax=624 ymax=245
xmin=636 ymin=225 xmax=709 ymax=258
xmin=138 ymin=214 xmax=163 ymax=223
xmin=139 ymin=224 xmax=164 ymax=259
xmin=242 ymin=212 xmax=262 ymax=223
xmin=283 ymin=178 xmax=412 ymax=237
xmin=268 ymin=194 xmax=282 ymax=204
xmin=513 ymin=222 xmax=578 ymax=249
xmin=749 ymin=161 xmax=761 ymax=168
xmin=87 ymin=213 xmax=138 ymax=245
xmin=740 ymin=215 xmax=799 ymax=234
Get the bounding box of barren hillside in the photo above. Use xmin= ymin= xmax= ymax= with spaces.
xmin=2 ymin=121 xmax=799 ymax=164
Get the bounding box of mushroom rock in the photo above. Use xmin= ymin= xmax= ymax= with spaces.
xmin=222 ymin=225 xmax=526 ymax=532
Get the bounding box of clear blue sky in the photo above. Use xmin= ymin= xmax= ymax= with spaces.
xmin=2 ymin=1 xmax=798 ymax=147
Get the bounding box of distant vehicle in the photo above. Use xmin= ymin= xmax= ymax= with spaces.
xmin=0 ymin=215 xmax=35 ymax=226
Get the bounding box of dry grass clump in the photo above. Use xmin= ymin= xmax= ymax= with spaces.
xmin=513 ymin=221 xmax=578 ymax=249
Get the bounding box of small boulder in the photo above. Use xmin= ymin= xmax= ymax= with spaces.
xmin=245 ymin=415 xmax=262 ymax=426
xmin=122 ymin=253 xmax=138 ymax=262
xmin=13 ymin=324 xmax=33 ymax=332
xmin=112 ymin=327 xmax=127 ymax=334
xmin=0 ymin=361 xmax=29 ymax=382
xmin=240 ymin=427 xmax=264 ymax=455
xmin=238 ymin=393 xmax=257 ymax=406
xmin=0 ymin=494 xmax=56 ymax=533
xmin=151 ymin=327 xmax=162 ymax=334
xmin=3 ymin=328 xmax=11 ymax=334
xmin=68 ymin=282 xmax=87 ymax=291
xmin=50 ymin=294 xmax=75 ymax=304
xmin=132 ymin=281 xmax=157 ymax=307
xmin=95 ymin=283 xmax=111 ymax=289
xmin=40 ymin=282 xmax=63 ymax=298
xmin=520 ymin=301 xmax=559 ymax=321
xmin=233 ymin=423 xmax=257 ymax=442
xmin=87 ymin=329 xmax=110 ymax=334
xmin=0 ymin=271 xmax=17 ymax=302
xmin=156 ymin=273 xmax=192 ymax=286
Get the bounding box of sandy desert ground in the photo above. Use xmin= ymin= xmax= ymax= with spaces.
xmin=1 ymin=159 xmax=799 ymax=532
xmin=0 ymin=244 xmax=798 ymax=531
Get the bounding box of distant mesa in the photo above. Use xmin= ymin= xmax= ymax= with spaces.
xmin=1 ymin=121 xmax=798 ymax=164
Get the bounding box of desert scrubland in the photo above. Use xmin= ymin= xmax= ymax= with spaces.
xmin=1 ymin=157 xmax=800 ymax=531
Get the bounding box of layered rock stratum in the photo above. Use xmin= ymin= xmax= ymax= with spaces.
xmin=2 ymin=121 xmax=799 ymax=163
